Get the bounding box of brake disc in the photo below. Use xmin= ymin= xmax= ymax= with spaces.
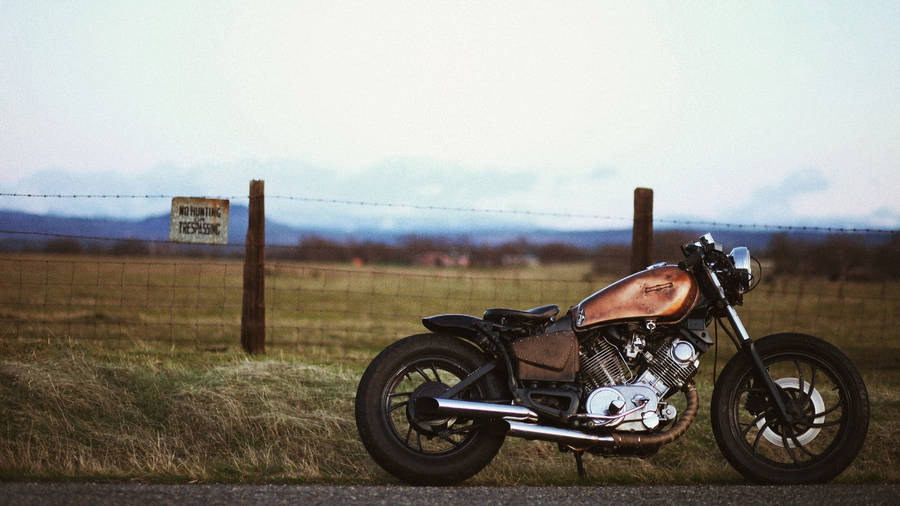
xmin=755 ymin=377 xmax=825 ymax=448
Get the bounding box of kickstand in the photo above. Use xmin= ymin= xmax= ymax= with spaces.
xmin=574 ymin=451 xmax=588 ymax=481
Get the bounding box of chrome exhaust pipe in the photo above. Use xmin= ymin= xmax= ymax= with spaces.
xmin=416 ymin=397 xmax=538 ymax=422
xmin=504 ymin=420 xmax=615 ymax=446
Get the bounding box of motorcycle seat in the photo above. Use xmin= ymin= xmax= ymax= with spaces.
xmin=483 ymin=304 xmax=560 ymax=325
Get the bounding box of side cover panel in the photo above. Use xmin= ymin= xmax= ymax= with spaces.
xmin=576 ymin=265 xmax=698 ymax=328
xmin=511 ymin=330 xmax=579 ymax=382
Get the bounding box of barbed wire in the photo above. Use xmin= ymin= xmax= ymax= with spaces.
xmin=265 ymin=194 xmax=629 ymax=221
xmin=0 ymin=192 xmax=239 ymax=200
xmin=650 ymin=217 xmax=896 ymax=235
xmin=1 ymin=192 xmax=896 ymax=235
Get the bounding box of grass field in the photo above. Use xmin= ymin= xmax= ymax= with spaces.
xmin=1 ymin=253 xmax=898 ymax=484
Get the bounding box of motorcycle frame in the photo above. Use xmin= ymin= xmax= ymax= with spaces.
xmin=422 ymin=237 xmax=796 ymax=429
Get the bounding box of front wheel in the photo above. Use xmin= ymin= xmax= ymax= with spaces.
xmin=355 ymin=333 xmax=506 ymax=485
xmin=711 ymin=333 xmax=869 ymax=484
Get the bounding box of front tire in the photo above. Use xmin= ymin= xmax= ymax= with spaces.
xmin=711 ymin=333 xmax=869 ymax=483
xmin=355 ymin=333 xmax=506 ymax=485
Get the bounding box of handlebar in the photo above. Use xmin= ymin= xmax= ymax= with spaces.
xmin=680 ymin=233 xmax=745 ymax=306
xmin=678 ymin=247 xmax=703 ymax=270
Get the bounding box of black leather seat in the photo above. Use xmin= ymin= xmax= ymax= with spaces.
xmin=483 ymin=304 xmax=559 ymax=325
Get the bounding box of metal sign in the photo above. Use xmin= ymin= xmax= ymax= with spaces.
xmin=170 ymin=197 xmax=229 ymax=244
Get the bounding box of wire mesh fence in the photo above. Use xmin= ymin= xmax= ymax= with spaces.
xmin=2 ymin=251 xmax=897 ymax=364
xmin=0 ymin=255 xmax=242 ymax=344
xmin=0 ymin=191 xmax=897 ymax=369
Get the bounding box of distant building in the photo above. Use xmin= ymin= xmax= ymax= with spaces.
xmin=501 ymin=254 xmax=539 ymax=267
xmin=416 ymin=252 xmax=470 ymax=267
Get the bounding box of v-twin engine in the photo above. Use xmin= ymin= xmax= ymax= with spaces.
xmin=578 ymin=332 xmax=700 ymax=431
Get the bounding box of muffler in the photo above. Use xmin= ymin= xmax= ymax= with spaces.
xmin=415 ymin=397 xmax=538 ymax=422
xmin=504 ymin=420 xmax=615 ymax=445
xmin=503 ymin=384 xmax=699 ymax=450
xmin=417 ymin=384 xmax=698 ymax=451
xmin=503 ymin=384 xmax=699 ymax=449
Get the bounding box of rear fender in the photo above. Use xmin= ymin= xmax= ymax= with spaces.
xmin=422 ymin=314 xmax=482 ymax=340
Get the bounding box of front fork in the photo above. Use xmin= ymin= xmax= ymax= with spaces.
xmin=723 ymin=305 xmax=794 ymax=424
xmin=702 ymin=257 xmax=795 ymax=424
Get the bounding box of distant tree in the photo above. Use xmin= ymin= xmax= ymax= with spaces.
xmin=401 ymin=236 xmax=453 ymax=258
xmin=536 ymin=242 xmax=587 ymax=263
xmin=85 ymin=243 xmax=107 ymax=255
xmin=352 ymin=241 xmax=405 ymax=264
xmin=591 ymin=244 xmax=630 ymax=276
xmin=295 ymin=236 xmax=351 ymax=262
xmin=766 ymin=233 xmax=803 ymax=276
xmin=871 ymin=235 xmax=900 ymax=279
xmin=44 ymin=238 xmax=83 ymax=255
xmin=467 ymin=239 xmax=530 ymax=267
xmin=652 ymin=230 xmax=699 ymax=261
xmin=109 ymin=238 xmax=150 ymax=256
xmin=810 ymin=235 xmax=868 ymax=281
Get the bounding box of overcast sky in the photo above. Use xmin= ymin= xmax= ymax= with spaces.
xmin=1 ymin=1 xmax=898 ymax=230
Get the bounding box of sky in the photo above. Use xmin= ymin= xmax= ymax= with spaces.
xmin=1 ymin=1 xmax=898 ymax=231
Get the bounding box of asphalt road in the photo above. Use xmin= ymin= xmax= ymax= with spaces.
xmin=1 ymin=483 xmax=898 ymax=506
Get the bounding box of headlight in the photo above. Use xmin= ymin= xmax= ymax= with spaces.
xmin=729 ymin=247 xmax=752 ymax=291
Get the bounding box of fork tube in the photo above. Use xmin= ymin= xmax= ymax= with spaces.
xmin=725 ymin=305 xmax=751 ymax=343
xmin=725 ymin=305 xmax=793 ymax=423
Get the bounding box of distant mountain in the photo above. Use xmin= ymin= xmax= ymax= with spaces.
xmin=0 ymin=207 xmax=885 ymax=253
xmin=0 ymin=206 xmax=310 ymax=246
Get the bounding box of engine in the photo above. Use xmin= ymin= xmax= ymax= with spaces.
xmin=579 ymin=335 xmax=629 ymax=391
xmin=577 ymin=328 xmax=700 ymax=431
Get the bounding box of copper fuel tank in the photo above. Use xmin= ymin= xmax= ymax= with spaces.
xmin=575 ymin=265 xmax=699 ymax=329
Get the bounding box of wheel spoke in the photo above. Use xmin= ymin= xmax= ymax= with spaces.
xmin=431 ymin=365 xmax=442 ymax=383
xmin=736 ymin=386 xmax=767 ymax=396
xmin=807 ymin=365 xmax=818 ymax=398
xmin=435 ymin=422 xmax=481 ymax=444
xmin=813 ymin=399 xmax=844 ymax=418
xmin=416 ymin=431 xmax=424 ymax=451
xmin=741 ymin=411 xmax=768 ymax=437
xmin=752 ymin=419 xmax=773 ymax=452
xmin=794 ymin=360 xmax=804 ymax=392
xmin=435 ymin=432 xmax=461 ymax=445
xmin=780 ymin=431 xmax=801 ymax=465
xmin=389 ymin=391 xmax=413 ymax=398
xmin=413 ymin=365 xmax=432 ymax=382
xmin=443 ymin=422 xmax=481 ymax=435
xmin=808 ymin=418 xmax=844 ymax=428
xmin=788 ymin=433 xmax=818 ymax=459
xmin=388 ymin=400 xmax=408 ymax=413
xmin=405 ymin=425 xmax=413 ymax=445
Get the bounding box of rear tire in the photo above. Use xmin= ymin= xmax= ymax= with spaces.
xmin=711 ymin=333 xmax=868 ymax=483
xmin=355 ymin=333 xmax=506 ymax=485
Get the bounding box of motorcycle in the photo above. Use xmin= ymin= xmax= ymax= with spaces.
xmin=355 ymin=234 xmax=869 ymax=484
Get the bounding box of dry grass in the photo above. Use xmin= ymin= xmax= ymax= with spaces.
xmin=0 ymin=254 xmax=897 ymax=483
xmin=0 ymin=342 xmax=370 ymax=482
xmin=2 ymin=337 xmax=896 ymax=484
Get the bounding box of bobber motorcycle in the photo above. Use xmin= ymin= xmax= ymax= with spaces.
xmin=355 ymin=234 xmax=869 ymax=484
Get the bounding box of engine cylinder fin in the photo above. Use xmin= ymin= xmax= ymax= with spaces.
xmin=579 ymin=337 xmax=628 ymax=391
xmin=644 ymin=339 xmax=698 ymax=395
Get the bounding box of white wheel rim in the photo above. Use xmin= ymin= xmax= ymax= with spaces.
xmin=756 ymin=377 xmax=825 ymax=448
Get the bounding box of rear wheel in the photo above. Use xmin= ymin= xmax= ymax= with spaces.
xmin=711 ymin=333 xmax=869 ymax=483
xmin=355 ymin=334 xmax=506 ymax=485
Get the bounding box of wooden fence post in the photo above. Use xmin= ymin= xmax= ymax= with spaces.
xmin=631 ymin=187 xmax=653 ymax=273
xmin=241 ymin=180 xmax=266 ymax=354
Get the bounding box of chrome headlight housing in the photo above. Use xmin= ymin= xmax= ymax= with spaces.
xmin=728 ymin=247 xmax=752 ymax=292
